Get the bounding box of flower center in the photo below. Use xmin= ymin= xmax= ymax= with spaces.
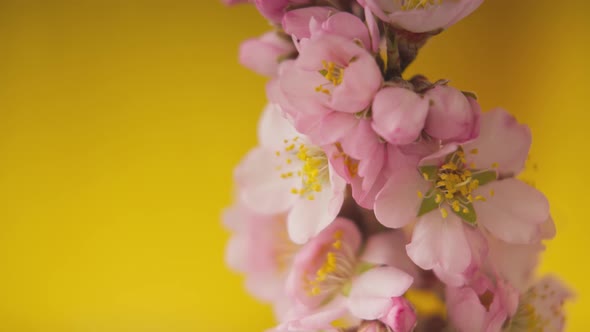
xmin=305 ymin=230 xmax=357 ymax=297
xmin=277 ymin=137 xmax=329 ymax=201
xmin=316 ymin=61 xmax=345 ymax=95
xmin=417 ymin=147 xmax=498 ymax=224
xmin=399 ymin=0 xmax=442 ymax=10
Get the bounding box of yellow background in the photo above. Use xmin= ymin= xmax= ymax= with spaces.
xmin=0 ymin=0 xmax=587 ymax=331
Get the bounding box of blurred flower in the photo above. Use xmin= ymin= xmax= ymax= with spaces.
xmin=223 ymin=203 xmax=299 ymax=318
xmin=360 ymin=0 xmax=484 ymax=33
xmin=504 ymin=276 xmax=572 ymax=332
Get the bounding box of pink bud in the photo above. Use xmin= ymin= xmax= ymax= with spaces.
xmin=239 ymin=32 xmax=295 ymax=77
xmin=424 ymin=85 xmax=480 ymax=142
xmin=379 ymin=297 xmax=417 ymax=332
xmin=371 ymin=87 xmax=429 ymax=145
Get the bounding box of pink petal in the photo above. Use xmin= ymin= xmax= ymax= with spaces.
xmin=287 ymin=169 xmax=345 ymax=244
xmin=279 ymin=62 xmax=331 ymax=113
xmin=297 ymin=34 xmax=362 ymax=70
xmin=330 ymin=53 xmax=383 ymax=113
xmin=364 ymin=5 xmax=381 ymax=53
xmin=361 ymin=231 xmax=417 ymax=277
xmin=282 ymin=7 xmax=333 ymax=40
xmin=406 ymin=213 xmax=471 ymax=275
xmin=371 ymin=87 xmax=429 ymax=145
xmin=463 ymin=108 xmax=531 ymax=176
xmin=476 ymin=178 xmax=549 ymax=244
xmin=348 ymin=266 xmax=414 ymax=320
xmin=225 ymin=235 xmax=247 ymax=272
xmin=446 ymin=286 xmax=486 ymax=332
xmin=303 ymin=111 xmax=358 ymax=145
xmin=374 ymin=167 xmax=427 ymax=229
xmin=321 ymin=12 xmax=372 ymax=51
xmin=235 ymin=147 xmax=299 ymax=214
xmin=258 ymin=104 xmax=300 ymax=150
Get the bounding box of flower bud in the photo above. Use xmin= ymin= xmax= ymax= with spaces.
xmin=424 ymin=85 xmax=480 ymax=143
xmin=379 ymin=297 xmax=417 ymax=332
xmin=239 ymin=32 xmax=295 ymax=77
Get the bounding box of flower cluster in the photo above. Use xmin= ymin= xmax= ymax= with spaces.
xmin=223 ymin=1 xmax=572 ymax=331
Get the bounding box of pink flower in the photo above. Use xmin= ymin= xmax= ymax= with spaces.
xmin=505 ymin=276 xmax=572 ymax=332
xmin=361 ymin=0 xmax=484 ymax=33
xmin=280 ymin=32 xmax=382 ymax=116
xmin=374 ymin=109 xmax=550 ymax=278
xmin=424 ymin=85 xmax=480 ymax=142
xmin=286 ymin=217 xmax=363 ymax=309
xmin=280 ymin=219 xmax=414 ymax=330
xmin=255 ymin=0 xmax=311 ymax=23
xmin=223 ymin=203 xmax=299 ymax=307
xmin=234 ymin=104 xmax=346 ymax=244
xmin=239 ymin=32 xmax=295 ymax=77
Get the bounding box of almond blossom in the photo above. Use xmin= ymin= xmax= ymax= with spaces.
xmin=223 ymin=203 xmax=299 ymax=318
xmin=374 ymin=109 xmax=550 ymax=278
xmin=235 ymin=104 xmax=347 ymax=244
xmin=277 ymin=218 xmax=416 ymax=331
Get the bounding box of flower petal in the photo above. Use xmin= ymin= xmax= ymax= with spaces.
xmin=258 ymin=103 xmax=300 ymax=150
xmin=235 ymin=147 xmax=299 ymax=214
xmin=361 ymin=231 xmax=417 ymax=277
xmin=348 ymin=266 xmax=414 ymax=320
xmin=463 ymin=108 xmax=531 ymax=176
xmin=374 ymin=167 xmax=427 ymax=229
xmin=287 ymin=169 xmax=345 ymax=244
xmin=406 ymin=213 xmax=471 ymax=275
xmin=476 ymin=178 xmax=549 ymax=244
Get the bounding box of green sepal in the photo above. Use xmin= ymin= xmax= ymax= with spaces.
xmin=418 ymin=165 xmax=438 ymax=181
xmin=471 ymin=170 xmax=497 ymax=186
xmin=453 ymin=202 xmax=477 ymax=225
xmin=462 ymin=91 xmax=478 ymax=100
xmin=417 ymin=190 xmax=439 ymax=217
